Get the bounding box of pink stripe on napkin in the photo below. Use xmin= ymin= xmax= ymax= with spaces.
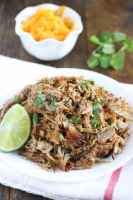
xmin=104 ymin=167 xmax=122 ymax=200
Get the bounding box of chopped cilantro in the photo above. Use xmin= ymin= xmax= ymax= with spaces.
xmin=91 ymin=115 xmax=101 ymax=129
xmin=13 ymin=95 xmax=21 ymax=104
xmin=92 ymin=101 xmax=101 ymax=115
xmin=106 ymin=118 xmax=113 ymax=125
xmin=34 ymin=92 xmax=46 ymax=108
xmin=69 ymin=116 xmax=81 ymax=124
xmin=32 ymin=113 xmax=38 ymax=126
xmin=80 ymin=80 xmax=95 ymax=92
xmin=50 ymin=96 xmax=57 ymax=112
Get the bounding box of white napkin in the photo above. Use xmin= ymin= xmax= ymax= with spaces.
xmin=0 ymin=55 xmax=133 ymax=200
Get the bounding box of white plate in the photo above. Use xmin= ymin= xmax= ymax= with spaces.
xmin=0 ymin=55 xmax=133 ymax=185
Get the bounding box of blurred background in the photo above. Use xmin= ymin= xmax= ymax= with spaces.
xmin=0 ymin=0 xmax=133 ymax=82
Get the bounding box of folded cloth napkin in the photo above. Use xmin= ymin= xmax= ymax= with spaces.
xmin=0 ymin=55 xmax=132 ymax=200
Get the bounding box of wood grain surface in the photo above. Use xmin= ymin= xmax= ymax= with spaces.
xmin=0 ymin=0 xmax=133 ymax=199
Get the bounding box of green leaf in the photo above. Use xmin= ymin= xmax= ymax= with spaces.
xmin=87 ymin=54 xmax=99 ymax=69
xmin=90 ymin=35 xmax=101 ymax=45
xmin=87 ymin=32 xmax=131 ymax=71
xmin=80 ymin=80 xmax=95 ymax=92
xmin=34 ymin=92 xmax=46 ymax=108
xmin=13 ymin=95 xmax=21 ymax=104
xmin=32 ymin=113 xmax=38 ymax=126
xmin=99 ymin=32 xmax=113 ymax=43
xmin=95 ymin=46 xmax=103 ymax=54
xmin=102 ymin=43 xmax=115 ymax=54
xmin=92 ymin=101 xmax=102 ymax=115
xmin=106 ymin=118 xmax=113 ymax=125
xmin=123 ymin=38 xmax=133 ymax=52
xmin=50 ymin=96 xmax=57 ymax=112
xmin=111 ymin=51 xmax=125 ymax=70
xmin=87 ymin=80 xmax=95 ymax=85
xmin=80 ymin=82 xmax=88 ymax=92
xmin=69 ymin=116 xmax=81 ymax=124
xmin=99 ymin=54 xmax=111 ymax=69
xmin=113 ymin=32 xmax=127 ymax=42
xmin=91 ymin=115 xmax=101 ymax=129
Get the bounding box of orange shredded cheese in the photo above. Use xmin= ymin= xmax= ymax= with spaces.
xmin=22 ymin=6 xmax=74 ymax=41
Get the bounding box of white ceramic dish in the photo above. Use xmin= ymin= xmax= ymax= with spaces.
xmin=15 ymin=3 xmax=83 ymax=61
xmin=0 ymin=55 xmax=133 ymax=188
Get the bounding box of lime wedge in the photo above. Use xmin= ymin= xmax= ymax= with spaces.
xmin=0 ymin=104 xmax=31 ymax=152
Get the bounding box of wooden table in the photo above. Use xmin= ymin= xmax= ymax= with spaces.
xmin=0 ymin=0 xmax=133 ymax=199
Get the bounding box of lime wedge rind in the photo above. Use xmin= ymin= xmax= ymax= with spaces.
xmin=0 ymin=104 xmax=31 ymax=152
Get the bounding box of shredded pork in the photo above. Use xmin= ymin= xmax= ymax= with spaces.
xmin=0 ymin=77 xmax=132 ymax=171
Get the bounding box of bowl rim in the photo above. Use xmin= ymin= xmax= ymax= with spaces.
xmin=15 ymin=3 xmax=83 ymax=45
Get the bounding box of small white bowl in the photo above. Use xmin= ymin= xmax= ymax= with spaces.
xmin=15 ymin=3 xmax=83 ymax=61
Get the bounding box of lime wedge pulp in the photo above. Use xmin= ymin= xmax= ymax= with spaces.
xmin=0 ymin=104 xmax=31 ymax=152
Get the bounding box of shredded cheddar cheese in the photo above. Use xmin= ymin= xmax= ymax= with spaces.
xmin=22 ymin=6 xmax=74 ymax=41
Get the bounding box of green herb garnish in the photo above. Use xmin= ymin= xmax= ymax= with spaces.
xmin=87 ymin=31 xmax=133 ymax=70
xmin=106 ymin=118 xmax=113 ymax=126
xmin=69 ymin=116 xmax=81 ymax=124
xmin=123 ymin=38 xmax=133 ymax=52
xmin=87 ymin=54 xmax=99 ymax=69
xmin=90 ymin=35 xmax=101 ymax=45
xmin=92 ymin=101 xmax=101 ymax=115
xmin=88 ymin=80 xmax=95 ymax=85
xmin=102 ymin=43 xmax=115 ymax=54
xmin=91 ymin=101 xmax=102 ymax=129
xmin=99 ymin=32 xmax=113 ymax=43
xmin=34 ymin=92 xmax=46 ymax=108
xmin=80 ymin=80 xmax=95 ymax=92
xmin=32 ymin=113 xmax=38 ymax=126
xmin=113 ymin=32 xmax=127 ymax=42
xmin=99 ymin=54 xmax=110 ymax=69
xmin=110 ymin=51 xmax=125 ymax=70
xmin=50 ymin=96 xmax=57 ymax=112
xmin=90 ymin=115 xmax=101 ymax=129
xmin=13 ymin=95 xmax=21 ymax=104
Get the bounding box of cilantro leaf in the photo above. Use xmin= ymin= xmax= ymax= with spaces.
xmin=50 ymin=96 xmax=57 ymax=112
xmin=99 ymin=54 xmax=111 ymax=69
xmin=99 ymin=32 xmax=113 ymax=43
xmin=90 ymin=35 xmax=101 ymax=45
xmin=87 ymin=54 xmax=99 ymax=69
xmin=91 ymin=115 xmax=101 ymax=129
xmin=106 ymin=118 xmax=113 ymax=125
xmin=13 ymin=95 xmax=21 ymax=104
xmin=32 ymin=113 xmax=38 ymax=126
xmin=69 ymin=116 xmax=81 ymax=124
xmin=92 ymin=101 xmax=102 ymax=115
xmin=123 ymin=38 xmax=133 ymax=53
xmin=102 ymin=43 xmax=115 ymax=54
xmin=87 ymin=80 xmax=95 ymax=85
xmin=34 ymin=92 xmax=46 ymax=108
xmin=111 ymin=51 xmax=125 ymax=70
xmin=113 ymin=32 xmax=127 ymax=42
xmin=87 ymin=31 xmax=132 ymax=71
xmin=80 ymin=80 xmax=95 ymax=92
